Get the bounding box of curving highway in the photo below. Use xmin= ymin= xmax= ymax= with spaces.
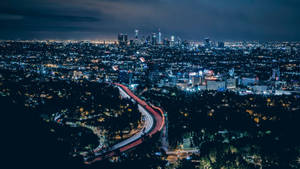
xmin=84 ymin=83 xmax=164 ymax=164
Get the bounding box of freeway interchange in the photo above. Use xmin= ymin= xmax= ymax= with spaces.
xmin=84 ymin=83 xmax=165 ymax=164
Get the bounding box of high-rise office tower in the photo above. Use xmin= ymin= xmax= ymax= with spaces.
xmin=218 ymin=41 xmax=225 ymax=48
xmin=134 ymin=29 xmax=139 ymax=39
xmin=152 ymin=33 xmax=157 ymax=45
xmin=158 ymin=29 xmax=162 ymax=44
xmin=205 ymin=37 xmax=211 ymax=48
xmin=146 ymin=35 xmax=151 ymax=44
xmin=170 ymin=35 xmax=175 ymax=46
xmin=118 ymin=33 xmax=128 ymax=45
xmin=124 ymin=34 xmax=128 ymax=42
xmin=118 ymin=33 xmax=122 ymax=43
xmin=171 ymin=35 xmax=175 ymax=42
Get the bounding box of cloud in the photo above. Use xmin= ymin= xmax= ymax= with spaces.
xmin=0 ymin=0 xmax=300 ymax=40
xmin=0 ymin=14 xmax=24 ymax=20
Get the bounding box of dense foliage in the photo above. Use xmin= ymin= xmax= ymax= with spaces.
xmin=140 ymin=86 xmax=300 ymax=169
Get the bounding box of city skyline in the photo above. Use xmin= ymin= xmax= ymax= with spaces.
xmin=1 ymin=0 xmax=300 ymax=41
xmin=1 ymin=1 xmax=300 ymax=169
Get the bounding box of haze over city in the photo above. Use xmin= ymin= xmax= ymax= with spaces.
xmin=1 ymin=0 xmax=300 ymax=41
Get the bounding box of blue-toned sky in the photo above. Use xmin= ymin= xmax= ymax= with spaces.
xmin=1 ymin=0 xmax=299 ymax=41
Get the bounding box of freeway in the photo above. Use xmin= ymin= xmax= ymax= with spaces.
xmin=84 ymin=83 xmax=165 ymax=164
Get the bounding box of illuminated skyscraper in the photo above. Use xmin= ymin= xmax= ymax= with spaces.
xmin=134 ymin=29 xmax=139 ymax=39
xmin=229 ymin=68 xmax=235 ymax=77
xmin=152 ymin=33 xmax=157 ymax=45
xmin=118 ymin=33 xmax=128 ymax=45
xmin=170 ymin=35 xmax=175 ymax=46
xmin=158 ymin=29 xmax=162 ymax=44
xmin=171 ymin=35 xmax=175 ymax=42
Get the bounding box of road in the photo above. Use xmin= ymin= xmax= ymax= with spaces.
xmin=151 ymin=104 xmax=168 ymax=151
xmin=84 ymin=83 xmax=165 ymax=164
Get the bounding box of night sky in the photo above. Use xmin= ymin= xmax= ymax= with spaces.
xmin=1 ymin=0 xmax=300 ymax=41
